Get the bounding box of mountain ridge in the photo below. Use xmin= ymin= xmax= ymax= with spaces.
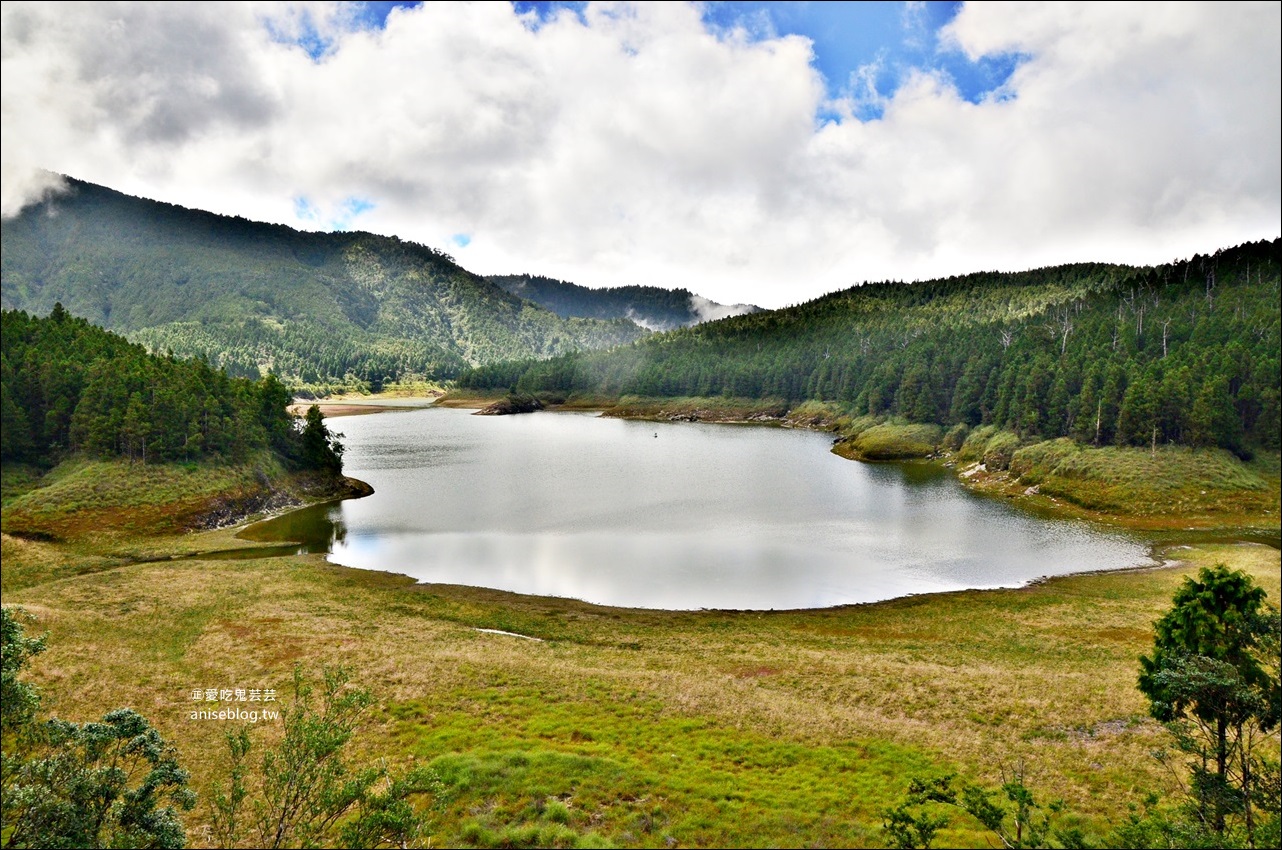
xmin=487 ymin=273 xmax=760 ymax=331
xmin=0 ymin=177 xmax=647 ymax=390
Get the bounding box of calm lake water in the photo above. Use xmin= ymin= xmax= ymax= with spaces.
xmin=243 ymin=406 xmax=1151 ymax=610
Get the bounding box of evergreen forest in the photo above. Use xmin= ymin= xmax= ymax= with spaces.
xmin=488 ymin=273 xmax=759 ymax=330
xmin=0 ymin=178 xmax=647 ymax=392
xmin=1 ymin=305 xmax=340 ymax=473
xmin=459 ymin=240 xmax=1281 ymax=456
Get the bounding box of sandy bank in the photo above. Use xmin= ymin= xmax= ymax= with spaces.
xmin=288 ymin=396 xmax=439 ymax=417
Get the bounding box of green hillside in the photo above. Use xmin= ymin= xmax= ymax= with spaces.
xmin=460 ymin=240 xmax=1281 ymax=456
xmin=1 ymin=306 xmax=340 ymax=472
xmin=488 ymin=273 xmax=760 ymax=330
xmin=0 ymin=178 xmax=646 ymax=391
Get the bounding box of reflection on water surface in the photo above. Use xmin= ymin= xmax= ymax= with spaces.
xmin=241 ymin=408 xmax=1152 ymax=610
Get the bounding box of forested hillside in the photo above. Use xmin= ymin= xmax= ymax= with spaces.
xmin=0 ymin=178 xmax=646 ymax=390
xmin=460 ymin=240 xmax=1281 ymax=455
xmin=1 ymin=306 xmax=339 ymax=472
xmin=488 ymin=274 xmax=760 ymax=330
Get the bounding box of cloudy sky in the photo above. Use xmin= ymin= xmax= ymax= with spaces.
xmin=2 ymin=1 xmax=1278 ymax=309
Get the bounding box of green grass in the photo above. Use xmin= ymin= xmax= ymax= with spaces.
xmin=3 ymin=457 xmax=273 ymax=519
xmin=1006 ymin=440 xmax=1276 ymax=517
xmin=782 ymin=400 xmax=859 ymax=432
xmin=956 ymin=425 xmax=1001 ymax=462
xmin=5 ymin=529 xmax=1277 ymax=847
xmin=3 ymin=427 xmax=1279 ymax=847
xmin=836 ymin=422 xmax=943 ymax=461
xmin=0 ymin=463 xmax=46 ymax=506
xmin=402 ymin=705 xmax=935 ymax=848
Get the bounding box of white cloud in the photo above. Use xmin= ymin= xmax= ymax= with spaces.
xmin=2 ymin=1 xmax=1278 ymax=309
xmin=688 ymin=294 xmax=758 ymax=323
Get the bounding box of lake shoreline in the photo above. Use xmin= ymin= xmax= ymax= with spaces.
xmin=4 ymin=399 xmax=1278 ymax=847
xmin=243 ymin=398 xmax=1155 ymax=610
xmin=288 ymin=395 xmax=440 ymax=418
xmin=437 ymin=390 xmax=1280 ymax=539
xmin=5 ymin=520 xmax=1277 ymax=847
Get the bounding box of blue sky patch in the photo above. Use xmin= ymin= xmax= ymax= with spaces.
xmin=293 ymin=195 xmax=375 ymax=231
xmin=451 ymin=233 xmax=473 ymax=249
xmin=353 ymin=1 xmax=423 ymax=31
xmin=264 ymin=2 xmax=422 ymax=60
xmin=293 ymin=195 xmax=320 ymax=222
xmin=702 ymin=1 xmax=1025 ymax=120
xmin=335 ymin=197 xmax=376 ymax=231
xmin=264 ymin=11 xmax=333 ymax=61
xmin=513 ymin=1 xmax=587 ymax=30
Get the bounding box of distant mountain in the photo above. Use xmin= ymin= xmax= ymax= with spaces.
xmin=488 ymin=274 xmax=760 ymax=331
xmin=0 ymin=178 xmax=646 ymax=390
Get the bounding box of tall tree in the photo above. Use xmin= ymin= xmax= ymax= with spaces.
xmin=299 ymin=405 xmax=344 ymax=475
xmin=1138 ymin=565 xmax=1280 ymax=844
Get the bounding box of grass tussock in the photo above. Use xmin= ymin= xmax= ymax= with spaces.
xmin=1007 ymin=440 xmax=1277 ymax=516
xmin=835 ymin=421 xmax=943 ymax=461
xmin=783 ymin=400 xmax=861 ymax=432
xmin=0 ymin=463 xmax=46 ymax=505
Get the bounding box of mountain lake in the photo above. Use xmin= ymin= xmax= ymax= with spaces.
xmin=240 ymin=405 xmax=1153 ymax=610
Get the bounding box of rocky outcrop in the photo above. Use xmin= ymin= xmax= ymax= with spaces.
xmin=191 ymin=473 xmax=373 ymax=531
xmin=475 ymin=395 xmax=544 ymax=416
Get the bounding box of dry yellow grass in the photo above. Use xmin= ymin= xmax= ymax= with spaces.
xmin=4 ymin=518 xmax=1277 ymax=847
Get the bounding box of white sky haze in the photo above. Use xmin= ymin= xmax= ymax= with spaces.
xmin=2 ymin=1 xmax=1279 ymax=308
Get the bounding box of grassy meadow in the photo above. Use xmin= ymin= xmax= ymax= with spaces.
xmin=2 ymin=402 xmax=1279 ymax=847
xmin=3 ymin=506 xmax=1279 ymax=846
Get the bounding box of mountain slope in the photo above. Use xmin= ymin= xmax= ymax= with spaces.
xmin=0 ymin=178 xmax=646 ymax=388
xmin=1 ymin=305 xmax=337 ymax=471
xmin=460 ymin=241 xmax=1281 ymax=454
xmin=487 ymin=273 xmax=760 ymax=331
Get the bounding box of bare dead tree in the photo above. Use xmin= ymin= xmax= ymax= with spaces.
xmin=1122 ymin=288 xmax=1137 ymax=314
xmin=1058 ymin=308 xmax=1073 ymax=355
xmin=1161 ymin=317 xmax=1172 ymax=358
